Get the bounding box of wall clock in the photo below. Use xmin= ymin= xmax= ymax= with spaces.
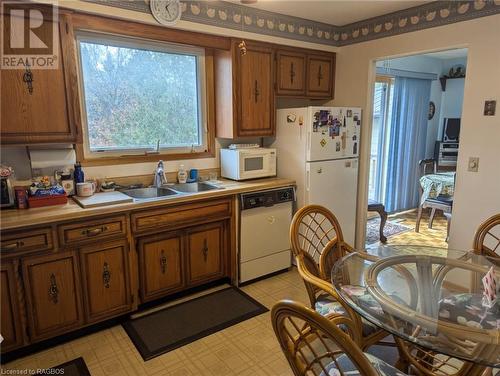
xmin=150 ymin=0 xmax=182 ymax=26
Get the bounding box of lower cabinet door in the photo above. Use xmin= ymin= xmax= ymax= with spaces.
xmin=138 ymin=232 xmax=184 ymax=302
xmin=22 ymin=251 xmax=84 ymax=342
xmin=1 ymin=262 xmax=25 ymax=351
xmin=186 ymin=222 xmax=225 ymax=285
xmin=79 ymin=240 xmax=132 ymax=323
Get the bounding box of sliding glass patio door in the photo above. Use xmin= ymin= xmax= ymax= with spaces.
xmin=368 ymin=76 xmax=394 ymax=203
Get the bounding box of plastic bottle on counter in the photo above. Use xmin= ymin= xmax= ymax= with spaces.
xmin=74 ymin=162 xmax=85 ymax=184
xmin=177 ymin=165 xmax=188 ymax=184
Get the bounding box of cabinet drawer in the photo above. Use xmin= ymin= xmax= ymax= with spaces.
xmin=58 ymin=216 xmax=127 ymax=246
xmin=1 ymin=228 xmax=53 ymax=255
xmin=131 ymin=198 xmax=232 ymax=233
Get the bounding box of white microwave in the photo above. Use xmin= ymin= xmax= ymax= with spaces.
xmin=220 ymin=148 xmax=277 ymax=181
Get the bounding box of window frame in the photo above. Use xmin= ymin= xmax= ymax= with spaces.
xmin=72 ymin=22 xmax=217 ymax=166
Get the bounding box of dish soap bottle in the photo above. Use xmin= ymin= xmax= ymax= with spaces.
xmin=74 ymin=162 xmax=84 ymax=184
xmin=177 ymin=165 xmax=188 ymax=184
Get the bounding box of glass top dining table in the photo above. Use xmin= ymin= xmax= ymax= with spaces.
xmin=331 ymin=245 xmax=499 ymax=367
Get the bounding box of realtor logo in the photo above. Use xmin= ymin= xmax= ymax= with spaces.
xmin=1 ymin=2 xmax=59 ymax=69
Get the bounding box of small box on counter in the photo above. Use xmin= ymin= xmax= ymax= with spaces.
xmin=27 ymin=194 xmax=68 ymax=208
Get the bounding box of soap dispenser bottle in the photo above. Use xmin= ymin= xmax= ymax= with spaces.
xmin=177 ymin=165 xmax=188 ymax=184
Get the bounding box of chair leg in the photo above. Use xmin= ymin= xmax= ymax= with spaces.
xmin=379 ymin=209 xmax=387 ymax=243
xmin=444 ymin=212 xmax=452 ymax=242
xmin=415 ymin=206 xmax=423 ymax=233
xmin=428 ymin=208 xmax=436 ymax=229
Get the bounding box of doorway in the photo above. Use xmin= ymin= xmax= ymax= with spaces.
xmin=365 ymin=48 xmax=468 ymax=247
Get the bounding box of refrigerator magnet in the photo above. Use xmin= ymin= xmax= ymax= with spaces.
xmin=336 ymin=142 xmax=340 ymax=152
xmin=298 ymin=115 xmax=304 ymax=126
xmin=353 ymin=115 xmax=359 ymax=122
xmin=286 ymin=114 xmax=296 ymax=123
xmin=347 ymin=109 xmax=352 ymax=118
xmin=320 ymin=139 xmax=327 ymax=147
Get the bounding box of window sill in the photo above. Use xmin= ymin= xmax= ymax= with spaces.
xmin=75 ymin=149 xmax=215 ymax=166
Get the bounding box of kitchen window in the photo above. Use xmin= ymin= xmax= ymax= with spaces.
xmin=76 ymin=32 xmax=209 ymax=159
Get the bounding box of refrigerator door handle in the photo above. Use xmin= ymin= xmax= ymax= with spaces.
xmin=306 ymin=170 xmax=310 ymax=191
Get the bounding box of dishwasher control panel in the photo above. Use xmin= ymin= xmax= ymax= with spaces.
xmin=240 ymin=187 xmax=295 ymax=210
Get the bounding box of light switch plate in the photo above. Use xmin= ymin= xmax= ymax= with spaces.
xmin=468 ymin=157 xmax=479 ymax=172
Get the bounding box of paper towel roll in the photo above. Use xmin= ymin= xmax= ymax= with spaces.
xmin=29 ymin=148 xmax=76 ymax=169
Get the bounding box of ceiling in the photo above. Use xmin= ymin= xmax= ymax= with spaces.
xmin=422 ymin=48 xmax=468 ymax=60
xmin=228 ymin=0 xmax=431 ymax=26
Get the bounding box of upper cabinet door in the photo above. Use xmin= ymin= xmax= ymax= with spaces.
xmin=276 ymin=50 xmax=306 ymax=96
xmin=306 ymin=54 xmax=335 ymax=98
xmin=238 ymin=43 xmax=275 ymax=137
xmin=1 ymin=8 xmax=80 ymax=144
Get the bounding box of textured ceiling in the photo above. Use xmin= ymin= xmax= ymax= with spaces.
xmin=226 ymin=0 xmax=431 ymax=26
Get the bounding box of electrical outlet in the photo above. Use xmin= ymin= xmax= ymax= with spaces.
xmin=468 ymin=157 xmax=479 ymax=172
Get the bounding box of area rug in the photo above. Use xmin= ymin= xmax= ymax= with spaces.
xmin=122 ymin=286 xmax=268 ymax=360
xmin=36 ymin=358 xmax=90 ymax=376
xmin=366 ymin=217 xmax=412 ymax=244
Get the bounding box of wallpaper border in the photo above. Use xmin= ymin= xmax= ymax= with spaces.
xmin=80 ymin=0 xmax=500 ymax=47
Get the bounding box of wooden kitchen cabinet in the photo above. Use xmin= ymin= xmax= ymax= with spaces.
xmin=22 ymin=251 xmax=84 ymax=342
xmin=137 ymin=232 xmax=184 ymax=302
xmin=306 ymin=53 xmax=335 ymax=98
xmin=0 ymin=8 xmax=81 ymax=144
xmin=79 ymin=240 xmax=133 ymax=323
xmin=1 ymin=262 xmax=25 ymax=351
xmin=276 ymin=50 xmax=306 ymax=96
xmin=186 ymin=222 xmax=226 ymax=285
xmin=215 ymin=40 xmax=275 ymax=138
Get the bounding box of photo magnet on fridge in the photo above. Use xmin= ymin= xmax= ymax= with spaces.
xmin=336 ymin=142 xmax=340 ymax=152
xmin=313 ymin=111 xmax=320 ymax=132
xmin=347 ymin=109 xmax=352 ymax=117
xmin=353 ymin=115 xmax=359 ymax=122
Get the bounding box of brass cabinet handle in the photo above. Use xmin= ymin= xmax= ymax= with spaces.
xmin=23 ymin=66 xmax=34 ymax=95
xmin=2 ymin=241 xmax=24 ymax=250
xmin=103 ymin=262 xmax=111 ymax=288
xmin=48 ymin=274 xmax=59 ymax=304
xmin=160 ymin=250 xmax=167 ymax=274
xmin=290 ymin=62 xmax=295 ymax=84
xmin=317 ymin=65 xmax=323 ymax=86
xmin=254 ymin=80 xmax=260 ymax=103
xmin=81 ymin=226 xmax=108 ymax=237
xmin=202 ymin=239 xmax=209 ymax=262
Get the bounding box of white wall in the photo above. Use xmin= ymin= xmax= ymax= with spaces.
xmin=332 ymin=15 xmax=500 ymax=250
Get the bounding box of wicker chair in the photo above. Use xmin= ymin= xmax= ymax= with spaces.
xmin=393 ymin=336 xmax=487 ymax=376
xmin=271 ymin=300 xmax=407 ymax=376
xmin=472 ymin=213 xmax=500 ymax=259
xmin=289 ymin=204 xmax=390 ymax=350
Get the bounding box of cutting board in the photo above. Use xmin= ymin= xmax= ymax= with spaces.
xmin=73 ymin=191 xmax=133 ymax=208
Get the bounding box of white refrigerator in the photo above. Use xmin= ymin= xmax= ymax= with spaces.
xmin=272 ymin=107 xmax=361 ymax=244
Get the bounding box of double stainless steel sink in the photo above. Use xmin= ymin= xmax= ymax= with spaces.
xmin=122 ymin=182 xmax=221 ymax=201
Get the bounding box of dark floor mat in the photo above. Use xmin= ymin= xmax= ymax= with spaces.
xmin=122 ymin=286 xmax=268 ymax=360
xmin=36 ymin=357 xmax=90 ymax=375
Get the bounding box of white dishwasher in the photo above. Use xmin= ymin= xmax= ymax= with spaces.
xmin=239 ymin=187 xmax=295 ymax=284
